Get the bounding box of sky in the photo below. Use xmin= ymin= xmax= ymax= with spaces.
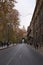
xmin=15 ymin=0 xmax=36 ymax=30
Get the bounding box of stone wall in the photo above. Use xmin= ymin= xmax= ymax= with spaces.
xmin=33 ymin=0 xmax=43 ymax=45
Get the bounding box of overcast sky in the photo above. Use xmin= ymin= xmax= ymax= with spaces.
xmin=15 ymin=0 xmax=36 ymax=30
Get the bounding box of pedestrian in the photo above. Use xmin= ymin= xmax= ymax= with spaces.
xmin=7 ymin=42 xmax=9 ymax=47
xmin=34 ymin=43 xmax=36 ymax=49
xmin=36 ymin=42 xmax=39 ymax=49
xmin=1 ymin=41 xmax=3 ymax=47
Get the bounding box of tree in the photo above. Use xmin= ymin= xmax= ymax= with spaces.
xmin=13 ymin=27 xmax=27 ymax=43
xmin=0 ymin=0 xmax=20 ymax=42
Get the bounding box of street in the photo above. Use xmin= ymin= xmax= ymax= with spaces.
xmin=0 ymin=44 xmax=43 ymax=65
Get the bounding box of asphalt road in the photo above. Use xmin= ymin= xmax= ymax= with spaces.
xmin=0 ymin=44 xmax=43 ymax=65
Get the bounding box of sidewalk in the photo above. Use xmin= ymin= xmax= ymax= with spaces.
xmin=0 ymin=44 xmax=16 ymax=50
xmin=38 ymin=46 xmax=43 ymax=55
xmin=29 ymin=45 xmax=43 ymax=56
xmin=0 ymin=46 xmax=7 ymax=50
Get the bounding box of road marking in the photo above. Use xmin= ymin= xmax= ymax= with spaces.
xmin=6 ymin=45 xmax=22 ymax=65
xmin=19 ymin=54 xmax=22 ymax=59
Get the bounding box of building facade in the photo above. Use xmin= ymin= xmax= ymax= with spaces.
xmin=27 ymin=0 xmax=43 ymax=45
xmin=27 ymin=23 xmax=33 ymax=44
xmin=31 ymin=0 xmax=43 ymax=45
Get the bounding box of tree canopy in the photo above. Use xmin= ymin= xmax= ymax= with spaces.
xmin=0 ymin=0 xmax=20 ymax=42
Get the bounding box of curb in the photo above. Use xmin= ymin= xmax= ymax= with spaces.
xmin=0 ymin=44 xmax=15 ymax=50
